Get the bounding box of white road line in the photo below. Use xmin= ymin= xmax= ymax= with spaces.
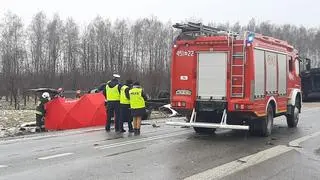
xmin=0 ymin=128 xmax=103 ymax=145
xmin=302 ymin=107 xmax=320 ymax=112
xmin=95 ymin=130 xmax=190 ymax=150
xmin=184 ymin=130 xmax=320 ymax=180
xmin=0 ymin=165 xmax=8 ymax=168
xmin=289 ymin=131 xmax=320 ymax=147
xmin=38 ymin=153 xmax=74 ymax=160
xmin=185 ymin=145 xmax=292 ymax=180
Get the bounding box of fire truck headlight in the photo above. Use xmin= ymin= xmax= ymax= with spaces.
xmin=176 ymin=90 xmax=192 ymax=95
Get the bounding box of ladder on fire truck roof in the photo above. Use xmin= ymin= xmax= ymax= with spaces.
xmin=173 ymin=22 xmax=239 ymax=37
xmin=230 ymin=32 xmax=247 ymax=98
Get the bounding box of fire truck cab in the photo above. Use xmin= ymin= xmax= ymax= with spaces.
xmin=166 ymin=22 xmax=302 ymax=137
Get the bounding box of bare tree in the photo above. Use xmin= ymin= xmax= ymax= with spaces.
xmin=47 ymin=14 xmax=63 ymax=85
xmin=63 ymin=18 xmax=79 ymax=89
xmin=28 ymin=11 xmax=47 ymax=89
xmin=0 ymin=12 xmax=26 ymax=109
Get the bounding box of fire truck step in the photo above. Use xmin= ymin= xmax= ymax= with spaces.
xmin=165 ymin=122 xmax=249 ymax=130
xmin=231 ymin=93 xmax=244 ymax=97
xmin=232 ymin=54 xmax=245 ymax=57
xmin=231 ymin=85 xmax=244 ymax=88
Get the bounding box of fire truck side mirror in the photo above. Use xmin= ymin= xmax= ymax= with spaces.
xmin=306 ymin=58 xmax=311 ymax=71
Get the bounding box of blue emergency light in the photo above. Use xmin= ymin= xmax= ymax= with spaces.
xmin=247 ymin=32 xmax=255 ymax=43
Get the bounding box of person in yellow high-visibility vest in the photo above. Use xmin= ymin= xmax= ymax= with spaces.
xmin=120 ymin=79 xmax=134 ymax=133
xmin=129 ymin=81 xmax=148 ymax=135
xmin=103 ymin=74 xmax=123 ymax=132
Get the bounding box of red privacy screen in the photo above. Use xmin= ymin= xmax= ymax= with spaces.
xmin=45 ymin=93 xmax=106 ymax=130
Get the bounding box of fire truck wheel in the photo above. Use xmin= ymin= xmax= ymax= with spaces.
xmin=261 ymin=104 xmax=274 ymax=137
xmin=193 ymin=127 xmax=216 ymax=134
xmin=250 ymin=104 xmax=274 ymax=137
xmin=286 ymin=105 xmax=299 ymax=128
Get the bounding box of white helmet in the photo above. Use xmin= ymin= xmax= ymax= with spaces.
xmin=113 ymin=74 xmax=120 ymax=78
xmin=42 ymin=92 xmax=51 ymax=100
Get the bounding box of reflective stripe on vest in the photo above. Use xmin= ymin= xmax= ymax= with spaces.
xmin=129 ymin=87 xmax=145 ymax=109
xmin=106 ymin=83 xmax=120 ymax=101
xmin=120 ymin=85 xmax=130 ymax=105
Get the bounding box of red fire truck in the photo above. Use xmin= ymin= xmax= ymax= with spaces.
xmin=166 ymin=22 xmax=302 ymax=137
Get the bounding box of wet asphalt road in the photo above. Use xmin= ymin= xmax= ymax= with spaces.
xmin=0 ymin=103 xmax=320 ymax=180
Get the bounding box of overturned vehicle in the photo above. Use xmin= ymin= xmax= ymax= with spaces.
xmin=300 ymin=58 xmax=320 ymax=101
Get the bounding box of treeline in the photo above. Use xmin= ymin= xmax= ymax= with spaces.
xmin=1 ymin=11 xmax=320 ymax=109
xmin=0 ymin=12 xmax=175 ymax=108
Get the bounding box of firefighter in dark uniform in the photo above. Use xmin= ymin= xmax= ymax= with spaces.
xmin=103 ymin=74 xmax=123 ymax=132
xmin=35 ymin=92 xmax=51 ymax=132
xmin=120 ymin=79 xmax=134 ymax=133
xmin=129 ymin=81 xmax=148 ymax=135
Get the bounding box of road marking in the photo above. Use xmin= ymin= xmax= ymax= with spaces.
xmin=184 ymin=145 xmax=292 ymax=180
xmin=302 ymin=107 xmax=320 ymax=112
xmin=95 ymin=130 xmax=190 ymax=150
xmin=0 ymin=165 xmax=8 ymax=168
xmin=289 ymin=131 xmax=320 ymax=147
xmin=38 ymin=153 xmax=74 ymax=160
xmin=185 ymin=130 xmax=320 ymax=180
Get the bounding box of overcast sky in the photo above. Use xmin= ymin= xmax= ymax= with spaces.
xmin=0 ymin=0 xmax=318 ymax=27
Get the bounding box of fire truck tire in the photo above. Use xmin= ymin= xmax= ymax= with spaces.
xmin=193 ymin=127 xmax=216 ymax=134
xmin=261 ymin=104 xmax=274 ymax=137
xmin=286 ymin=105 xmax=299 ymax=128
xmin=250 ymin=104 xmax=274 ymax=137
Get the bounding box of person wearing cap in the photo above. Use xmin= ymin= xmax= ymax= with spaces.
xmin=120 ymin=79 xmax=134 ymax=133
xmin=129 ymin=81 xmax=148 ymax=135
xmin=103 ymin=74 xmax=123 ymax=132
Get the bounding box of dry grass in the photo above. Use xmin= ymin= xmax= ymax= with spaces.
xmin=0 ymin=110 xmax=36 ymax=128
xmin=0 ymin=110 xmax=36 ymax=138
